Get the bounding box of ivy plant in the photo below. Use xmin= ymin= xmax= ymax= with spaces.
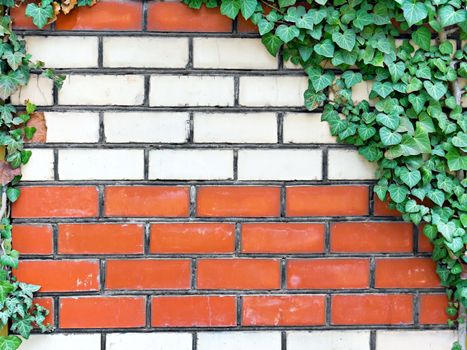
xmin=184 ymin=0 xmax=467 ymax=348
xmin=0 ymin=1 xmax=95 ymax=349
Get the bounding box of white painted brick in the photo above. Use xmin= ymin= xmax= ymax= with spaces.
xmin=239 ymin=76 xmax=308 ymax=106
xmin=376 ymin=331 xmax=457 ymax=350
xmin=194 ymin=113 xmax=277 ymax=143
xmin=238 ymin=149 xmax=322 ymax=180
xmin=283 ymin=59 xmax=301 ymax=70
xmin=22 ymin=334 xmax=100 ymax=350
xmin=21 ymin=148 xmax=54 ymax=181
xmin=104 ymin=112 xmax=189 ymax=143
xmin=352 ymin=80 xmax=374 ymax=105
xmin=107 ymin=333 xmax=192 ymax=350
xmin=11 ymin=75 xmax=53 ymax=106
xmin=59 ymin=75 xmax=144 ymax=105
xmin=149 ymin=150 xmax=233 ymax=180
xmin=283 ymin=113 xmax=336 ymax=144
xmin=26 ymin=36 xmax=98 ymax=68
xmin=198 ymin=332 xmax=281 ymax=350
xmin=103 ymin=37 xmax=189 ymax=68
xmin=150 ymin=75 xmax=234 ymax=107
xmin=193 ymin=38 xmax=277 ymax=69
xmin=59 ymin=149 xmax=144 ymax=180
xmin=46 ymin=112 xmax=100 ymax=143
xmin=287 ymin=331 xmax=371 ymax=350
xmin=328 ymin=149 xmax=377 ymax=180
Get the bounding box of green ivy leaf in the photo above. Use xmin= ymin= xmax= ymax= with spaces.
xmin=446 ymin=148 xmax=467 ymax=171
xmin=428 ymin=189 xmax=446 ymax=206
xmin=296 ymin=12 xmax=314 ymax=29
xmin=307 ymin=67 xmax=334 ymax=91
xmin=0 ymin=250 xmax=19 ymax=268
xmin=0 ymin=74 xmax=18 ymax=100
xmin=279 ymin=0 xmax=296 ymax=7
xmin=372 ymin=82 xmax=394 ymax=98
xmin=313 ymin=39 xmax=334 ymax=58
xmin=239 ymin=0 xmax=257 ymax=20
xmin=401 ymin=1 xmax=428 ymax=27
xmin=411 ymin=26 xmax=431 ymax=51
xmin=342 ymin=71 xmax=362 ymax=88
xmin=388 ymin=62 xmax=406 ymax=83
xmin=408 ymin=94 xmax=426 ymax=115
xmin=261 ymin=34 xmax=283 ymax=56
xmin=258 ymin=19 xmax=274 ymax=35
xmin=376 ymin=112 xmax=400 ymax=130
xmin=423 ymin=81 xmax=447 ymax=100
xmin=446 ymin=237 xmax=464 ymax=253
xmin=380 ymin=126 xmax=402 ymax=146
xmin=438 ymin=5 xmax=466 ymax=27
xmin=25 ymin=2 xmax=53 ymax=29
xmin=0 ymin=336 xmax=22 ymax=350
xmin=6 ymin=188 xmax=20 ymax=202
xmin=331 ymin=29 xmax=356 ymax=52
xmin=400 ymin=168 xmax=421 ymax=188
xmin=358 ymin=124 xmax=376 ymax=140
xmin=388 ymin=184 xmax=409 ymax=203
xmin=275 ymin=24 xmax=300 ymax=43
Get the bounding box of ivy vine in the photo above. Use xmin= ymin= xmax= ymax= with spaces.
xmin=183 ymin=0 xmax=467 ymax=348
xmin=0 ymin=1 xmax=95 ymax=349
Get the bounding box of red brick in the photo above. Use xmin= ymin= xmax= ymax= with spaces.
xmin=14 ymin=260 xmax=99 ymax=292
xmin=197 ymin=259 xmax=280 ymax=290
xmin=56 ymin=0 xmax=143 ymax=30
xmin=330 ymin=222 xmax=413 ymax=253
xmin=58 ymin=223 xmax=144 ymax=255
xmin=374 ymin=197 xmax=401 ymax=216
xmin=152 ymin=296 xmax=236 ymax=327
xmin=12 ymin=186 xmax=98 ymax=218
xmin=242 ymin=295 xmax=325 ymax=326
xmin=60 ymin=297 xmax=145 ymax=328
xmin=197 ymin=186 xmax=280 ymax=217
xmin=286 ymin=186 xmax=369 ymax=216
xmin=34 ymin=297 xmax=54 ymax=327
xmin=287 ymin=259 xmax=369 ymax=289
xmin=332 ymin=294 xmax=413 ymax=325
xmin=147 ymin=2 xmax=232 ymax=32
xmin=150 ymin=223 xmax=235 ymax=254
xmin=105 ymin=186 xmax=189 ymax=217
xmin=375 ymin=258 xmax=440 ymax=288
xmin=106 ymin=259 xmax=191 ymax=290
xmin=237 ymin=17 xmax=258 ymax=33
xmin=12 ymin=225 xmax=53 ymax=255
xmin=419 ymin=225 xmax=433 ymax=252
xmin=419 ymin=294 xmax=452 ymax=324
xmin=241 ymin=223 xmax=325 ymax=253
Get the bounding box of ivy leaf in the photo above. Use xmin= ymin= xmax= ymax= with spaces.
xmin=275 ymin=25 xmax=300 ymax=43
xmin=0 ymin=336 xmax=22 ymax=350
xmin=423 ymin=81 xmax=447 ymax=100
xmin=372 ymin=81 xmax=394 ymax=98
xmin=0 ymin=74 xmax=18 ymax=100
xmin=446 ymin=148 xmax=467 ymax=171
xmin=311 ymin=9 xmax=327 ymax=24
xmin=428 ymin=189 xmax=445 ymax=206
xmin=359 ymin=143 xmax=383 ymax=161
xmin=25 ymin=2 xmax=53 ymax=29
xmin=380 ymin=127 xmax=402 ymax=146
xmin=11 ymin=318 xmax=33 ymax=339
xmin=388 ymin=184 xmax=409 ymax=203
xmin=313 ymin=39 xmax=334 ymax=58
xmin=408 ymin=94 xmax=426 ymax=115
xmin=6 ymin=188 xmax=20 ymax=202
xmin=400 ymin=168 xmax=421 ymax=188
xmin=239 ymin=0 xmax=257 ymax=20
xmin=376 ymin=113 xmax=400 ymax=130
xmin=278 ymin=0 xmax=296 ymax=7
xmin=296 ymin=12 xmax=314 ymax=30
xmin=446 ymin=237 xmax=464 ymax=253
xmin=2 ymin=51 xmax=23 ymax=71
xmin=261 ymin=34 xmax=283 ymax=56
xmin=258 ymin=19 xmax=274 ymax=35
xmin=307 ymin=67 xmax=335 ymax=91
xmin=304 ymin=90 xmax=326 ymax=110
xmin=358 ymin=124 xmax=376 ymax=140
xmin=332 ymin=29 xmax=356 ymax=52
xmin=388 ymin=62 xmax=405 ymax=83
xmin=438 ymin=5 xmax=466 ymax=27
xmin=342 ymin=71 xmax=362 ymax=88
xmin=401 ymin=1 xmax=428 ymax=27
xmin=411 ymin=26 xmax=431 ymax=51
xmin=0 ymin=250 xmax=19 ymax=268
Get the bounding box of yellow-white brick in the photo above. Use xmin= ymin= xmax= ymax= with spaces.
xmin=239 ymin=76 xmax=308 ymax=106
xmin=150 ymin=75 xmax=234 ymax=107
xmin=45 ymin=112 xmax=100 ymax=143
xmin=238 ymin=149 xmax=322 ymax=180
xmin=11 ymin=75 xmax=53 ymax=106
xmin=26 ymin=36 xmax=98 ymax=68
xmin=22 ymin=334 xmax=100 ymax=350
xmin=193 ymin=38 xmax=277 ymax=69
xmin=328 ymin=149 xmax=377 ymax=180
xmin=59 ymin=75 xmax=145 ymax=105
xmin=104 ymin=112 xmax=189 ymax=143
xmin=103 ymin=37 xmax=189 ymax=68
xmin=21 ymin=149 xmax=54 ymax=181
xmin=58 ymin=149 xmax=144 ymax=180
xmin=283 ymin=113 xmax=336 ymax=144
xmin=376 ymin=331 xmax=457 ymax=350
xmin=194 ymin=113 xmax=277 ymax=143
xmin=287 ymin=331 xmax=370 ymax=350
xmin=149 ymin=149 xmax=233 ymax=180
xmin=107 ymin=333 xmax=192 ymax=350
xmin=198 ymin=332 xmax=281 ymax=350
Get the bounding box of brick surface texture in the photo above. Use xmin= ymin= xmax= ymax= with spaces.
xmin=12 ymin=1 xmax=451 ymax=349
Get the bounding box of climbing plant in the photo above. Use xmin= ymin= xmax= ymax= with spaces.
xmin=182 ymin=0 xmax=467 ymax=348
xmin=0 ymin=1 xmax=94 ymax=349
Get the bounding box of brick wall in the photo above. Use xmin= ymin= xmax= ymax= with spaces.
xmin=11 ymin=1 xmax=456 ymax=349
